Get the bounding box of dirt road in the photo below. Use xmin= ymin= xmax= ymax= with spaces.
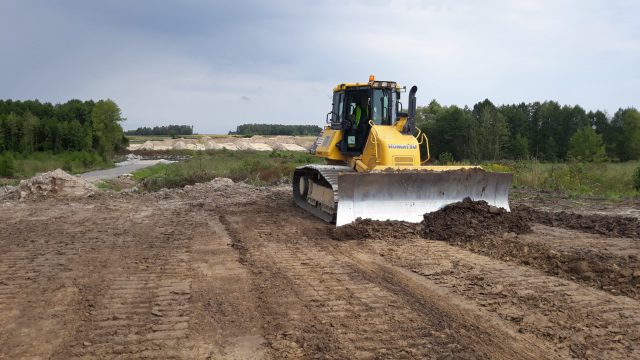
xmin=79 ymin=158 xmax=172 ymax=182
xmin=0 ymin=183 xmax=638 ymax=359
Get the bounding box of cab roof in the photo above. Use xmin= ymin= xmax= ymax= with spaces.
xmin=333 ymin=80 xmax=401 ymax=92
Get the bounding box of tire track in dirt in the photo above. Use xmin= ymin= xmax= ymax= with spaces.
xmin=362 ymin=238 xmax=640 ymax=359
xmin=184 ymin=214 xmax=267 ymax=358
xmin=222 ymin=200 xmax=551 ymax=359
xmin=0 ymin=190 xmax=273 ymax=359
xmin=56 ymin=206 xmax=195 ymax=359
xmin=0 ymin=203 xmax=94 ymax=359
xmin=223 ymin=214 xmax=349 ymax=359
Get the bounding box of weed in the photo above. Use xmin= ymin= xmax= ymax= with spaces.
xmin=0 ymin=152 xmax=16 ymax=177
xmin=634 ymin=166 xmax=640 ymax=192
xmin=0 ymin=151 xmax=112 ymax=179
xmin=508 ymin=160 xmax=639 ymax=199
xmin=438 ymin=152 xmax=454 ymax=165
xmin=96 ymin=180 xmax=123 ymax=192
xmin=133 ymin=150 xmax=323 ymax=192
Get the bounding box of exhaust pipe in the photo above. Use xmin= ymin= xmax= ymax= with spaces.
xmin=403 ymin=86 xmax=418 ymax=134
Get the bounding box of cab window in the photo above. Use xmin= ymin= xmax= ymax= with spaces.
xmin=331 ymin=91 xmax=344 ymax=126
xmin=372 ymin=89 xmax=391 ymax=125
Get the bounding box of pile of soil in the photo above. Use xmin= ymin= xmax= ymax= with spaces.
xmin=334 ymin=198 xmax=639 ymax=243
xmin=333 ymin=218 xmax=421 ymax=241
xmin=513 ymin=205 xmax=640 ymax=238
xmin=16 ymin=169 xmax=97 ymax=200
xmin=422 ymin=198 xmax=532 ymax=242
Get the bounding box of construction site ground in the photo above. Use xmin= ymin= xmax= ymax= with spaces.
xmin=1 ymin=182 xmax=639 ymax=359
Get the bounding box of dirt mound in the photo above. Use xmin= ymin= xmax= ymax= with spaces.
xmin=17 ymin=169 xmax=97 ymax=200
xmin=514 ymin=205 xmax=640 ymax=238
xmin=423 ymin=198 xmax=531 ymax=242
xmin=333 ymin=218 xmax=421 ymax=241
xmin=335 ymin=198 xmax=639 ymax=243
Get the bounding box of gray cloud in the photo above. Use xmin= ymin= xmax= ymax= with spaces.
xmin=0 ymin=0 xmax=638 ymax=133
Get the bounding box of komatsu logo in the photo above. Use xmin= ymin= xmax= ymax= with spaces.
xmin=388 ymin=144 xmax=417 ymax=150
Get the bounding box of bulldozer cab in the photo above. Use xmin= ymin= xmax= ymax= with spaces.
xmin=331 ymin=83 xmax=400 ymax=155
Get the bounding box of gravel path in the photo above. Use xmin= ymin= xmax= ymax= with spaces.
xmin=79 ymin=159 xmax=170 ymax=182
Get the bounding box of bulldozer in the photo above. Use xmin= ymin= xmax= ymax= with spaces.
xmin=293 ymin=76 xmax=512 ymax=226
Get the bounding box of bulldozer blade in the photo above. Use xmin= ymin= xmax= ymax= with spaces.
xmin=336 ymin=171 xmax=512 ymax=226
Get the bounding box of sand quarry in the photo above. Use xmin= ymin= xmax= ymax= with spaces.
xmin=128 ymin=135 xmax=316 ymax=152
xmin=1 ymin=170 xmax=639 ymax=359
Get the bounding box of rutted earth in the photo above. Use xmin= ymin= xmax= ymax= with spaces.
xmin=1 ymin=180 xmax=639 ymax=359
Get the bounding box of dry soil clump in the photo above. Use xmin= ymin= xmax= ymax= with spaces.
xmin=333 ymin=219 xmax=421 ymax=240
xmin=422 ymin=198 xmax=532 ymax=242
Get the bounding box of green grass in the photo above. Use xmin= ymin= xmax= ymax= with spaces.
xmin=0 ymin=178 xmax=19 ymax=187
xmin=95 ymin=180 xmax=124 ymax=192
xmin=132 ymin=149 xmax=323 ymax=191
xmin=483 ymin=160 xmax=640 ymax=200
xmin=0 ymin=151 xmax=113 ymax=179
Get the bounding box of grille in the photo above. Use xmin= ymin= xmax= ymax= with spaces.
xmin=393 ymin=156 xmax=414 ymax=166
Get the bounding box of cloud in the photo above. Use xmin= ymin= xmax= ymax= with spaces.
xmin=0 ymin=0 xmax=638 ymax=133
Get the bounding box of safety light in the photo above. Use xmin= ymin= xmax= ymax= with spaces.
xmin=369 ymin=75 xmax=375 ymax=82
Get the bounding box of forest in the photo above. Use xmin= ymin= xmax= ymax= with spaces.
xmin=2 ymin=98 xmax=639 ymax=167
xmin=416 ymin=99 xmax=640 ymax=162
xmin=0 ymin=99 xmax=127 ymax=177
xmin=0 ymin=99 xmax=127 ymax=157
xmin=230 ymin=123 xmax=322 ymax=136
xmin=126 ymin=125 xmax=193 ymax=136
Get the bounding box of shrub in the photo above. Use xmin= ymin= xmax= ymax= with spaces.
xmin=62 ymin=161 xmax=73 ymax=173
xmin=568 ymin=126 xmax=606 ymax=162
xmin=438 ymin=152 xmax=454 ymax=165
xmin=0 ymin=152 xmax=16 ymax=177
xmin=482 ymin=163 xmax=514 ymax=173
xmin=634 ymin=166 xmax=640 ymax=192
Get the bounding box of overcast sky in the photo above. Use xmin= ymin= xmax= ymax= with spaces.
xmin=1 ymin=0 xmax=638 ymax=134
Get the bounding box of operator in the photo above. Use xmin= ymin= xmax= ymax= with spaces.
xmin=353 ymin=103 xmax=362 ymax=129
xmin=353 ymin=99 xmax=368 ymax=129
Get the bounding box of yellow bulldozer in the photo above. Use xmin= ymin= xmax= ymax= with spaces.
xmin=293 ymin=76 xmax=512 ymax=226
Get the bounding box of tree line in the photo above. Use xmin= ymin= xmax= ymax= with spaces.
xmin=0 ymin=99 xmax=127 ymax=159
xmin=230 ymin=124 xmax=322 ymax=136
xmin=126 ymin=125 xmax=193 ymax=136
xmin=417 ymin=99 xmax=640 ymax=162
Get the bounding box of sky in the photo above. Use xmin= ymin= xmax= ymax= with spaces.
xmin=0 ymin=0 xmax=638 ymax=134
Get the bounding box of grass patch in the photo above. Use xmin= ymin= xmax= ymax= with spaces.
xmin=95 ymin=180 xmax=123 ymax=192
xmin=482 ymin=160 xmax=640 ymax=200
xmin=132 ymin=150 xmax=323 ymax=192
xmin=134 ymin=151 xmax=640 ymax=199
xmin=0 ymin=178 xmax=19 ymax=187
xmin=0 ymin=151 xmax=113 ymax=179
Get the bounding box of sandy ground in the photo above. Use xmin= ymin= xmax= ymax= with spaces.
xmin=128 ymin=136 xmax=316 ymax=152
xmin=1 ymin=184 xmax=639 ymax=359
